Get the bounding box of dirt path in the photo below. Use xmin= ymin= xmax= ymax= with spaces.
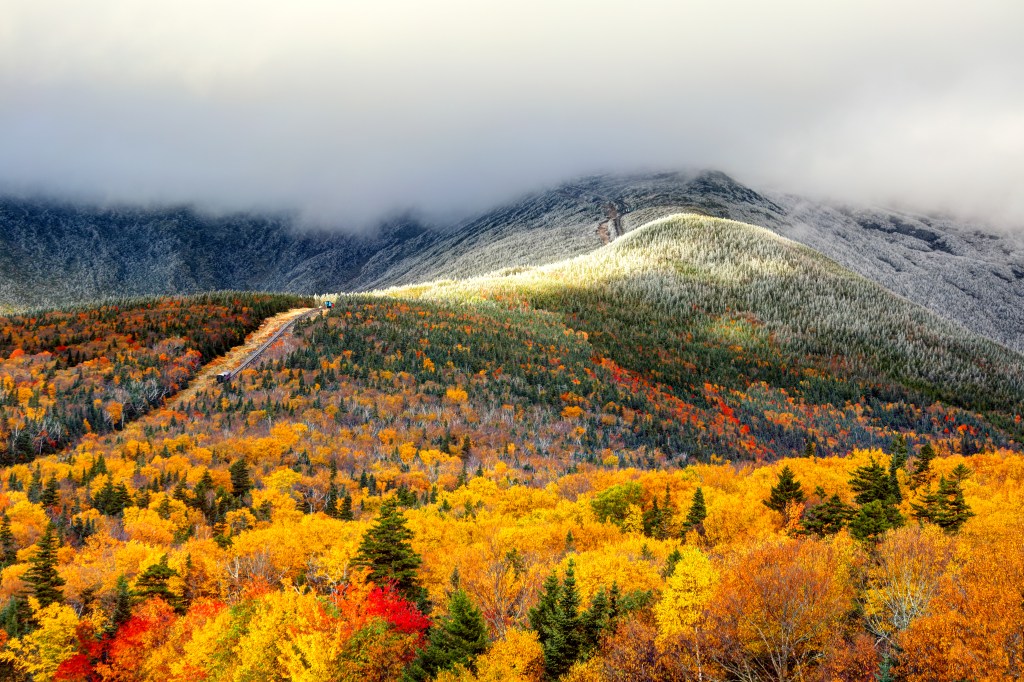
xmin=168 ymin=307 xmax=315 ymax=407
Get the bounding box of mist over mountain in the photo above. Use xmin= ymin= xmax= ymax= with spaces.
xmin=2 ymin=171 xmax=1022 ymax=353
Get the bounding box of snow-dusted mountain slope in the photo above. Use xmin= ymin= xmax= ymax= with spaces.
xmin=2 ymin=171 xmax=1022 ymax=352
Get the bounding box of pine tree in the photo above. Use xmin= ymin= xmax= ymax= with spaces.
xmin=27 ymin=466 xmax=43 ymax=504
xmin=890 ymin=435 xmax=909 ymax=470
xmin=887 ymin=458 xmax=903 ymax=504
xmin=910 ymin=443 xmax=936 ymax=489
xmin=229 ymin=459 xmax=251 ymax=500
xmin=23 ymin=524 xmax=65 ymax=608
xmin=764 ymin=466 xmax=805 ymax=513
xmin=529 ymin=560 xmax=612 ymax=679
xmin=352 ymin=498 xmax=429 ymax=612
xmin=849 ymin=458 xmax=904 ymax=536
xmin=40 ymin=475 xmax=59 ymax=507
xmin=933 ymin=476 xmax=974 ymax=533
xmin=849 ymin=457 xmax=892 ymax=506
xmin=683 ymin=487 xmax=707 ymax=534
xmin=339 ymin=493 xmax=354 ymax=521
xmin=849 ymin=501 xmax=893 ymax=542
xmin=324 ymin=482 xmax=340 ymax=518
xmin=0 ymin=514 xmax=17 ymax=569
xmin=134 ymin=555 xmax=180 ymax=606
xmin=662 ymin=547 xmax=683 ymax=578
xmin=109 ymin=574 xmax=133 ymax=632
xmin=406 ymin=589 xmax=489 ymax=681
xmin=800 ymin=488 xmax=856 ymax=537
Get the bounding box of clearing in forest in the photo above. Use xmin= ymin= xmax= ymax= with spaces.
xmin=168 ymin=306 xmax=315 ymax=406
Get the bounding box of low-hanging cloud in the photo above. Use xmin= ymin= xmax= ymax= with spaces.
xmin=2 ymin=0 xmax=1023 ymax=229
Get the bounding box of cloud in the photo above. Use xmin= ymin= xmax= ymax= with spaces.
xmin=1 ymin=0 xmax=1022 ymax=228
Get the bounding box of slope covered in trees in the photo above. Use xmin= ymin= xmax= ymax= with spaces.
xmin=0 ymin=215 xmax=1021 ymax=679
xmin=0 ymin=293 xmax=308 ymax=463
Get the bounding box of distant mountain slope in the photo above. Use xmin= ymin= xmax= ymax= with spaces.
xmin=2 ymin=172 xmax=1022 ymax=353
xmin=391 ymin=213 xmax=1024 ymax=457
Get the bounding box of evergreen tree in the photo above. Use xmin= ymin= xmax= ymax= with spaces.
xmin=764 ymin=466 xmax=805 ymax=513
xmin=849 ymin=500 xmax=893 ymax=542
xmin=339 ymin=493 xmax=354 ymax=521
xmin=40 ymin=475 xmax=59 ymax=507
xmin=683 ymin=487 xmax=707 ymax=534
xmin=352 ymin=498 xmax=429 ymax=612
xmin=27 ymin=466 xmax=42 ymax=504
xmin=134 ymin=554 xmax=180 ymax=606
xmin=0 ymin=514 xmax=17 ymax=569
xmin=800 ymin=489 xmax=855 ymax=537
xmin=23 ymin=524 xmax=65 ymax=608
xmin=890 ymin=435 xmax=909 ymax=470
xmin=849 ymin=457 xmax=892 ymax=506
xmin=529 ymin=561 xmax=614 ymax=679
xmin=662 ymin=547 xmax=683 ymax=579
xmin=933 ymin=475 xmax=974 ymax=533
xmin=229 ymin=459 xmax=251 ymax=500
xmin=849 ymin=457 xmax=904 ymax=534
xmin=110 ymin=574 xmax=133 ymax=632
xmin=324 ymin=482 xmax=340 ymax=518
xmin=910 ymin=443 xmax=936 ymax=489
xmin=887 ymin=458 xmax=903 ymax=504
xmin=405 ymin=589 xmax=489 ymax=681
xmin=914 ymin=473 xmax=975 ymax=534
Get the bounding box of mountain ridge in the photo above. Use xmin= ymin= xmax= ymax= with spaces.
xmin=2 ymin=171 xmax=1022 ymax=353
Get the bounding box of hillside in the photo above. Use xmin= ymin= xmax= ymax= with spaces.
xmin=0 ymin=214 xmax=1021 ymax=680
xmin=3 ymin=171 xmax=1023 ymax=355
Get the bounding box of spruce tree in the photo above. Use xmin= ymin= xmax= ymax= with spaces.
xmin=910 ymin=443 xmax=936 ymax=489
xmin=849 ymin=458 xmax=904 ymax=535
xmin=229 ymin=459 xmax=251 ymax=500
xmin=849 ymin=457 xmax=892 ymax=506
xmin=890 ymin=435 xmax=909 ymax=470
xmin=40 ymin=476 xmax=59 ymax=507
xmin=109 ymin=574 xmax=133 ymax=632
xmin=27 ymin=466 xmax=43 ymax=504
xmin=324 ymin=482 xmax=340 ymax=518
xmin=933 ymin=476 xmax=974 ymax=533
xmin=800 ymin=488 xmax=856 ymax=537
xmin=406 ymin=589 xmax=489 ymax=681
xmin=849 ymin=500 xmax=893 ymax=542
xmin=134 ymin=555 xmax=180 ymax=607
xmin=0 ymin=514 xmax=17 ymax=569
xmin=683 ymin=487 xmax=707 ymax=534
xmin=23 ymin=524 xmax=65 ymax=608
xmin=763 ymin=466 xmax=805 ymax=513
xmin=352 ymin=498 xmax=429 ymax=612
xmin=339 ymin=493 xmax=354 ymax=521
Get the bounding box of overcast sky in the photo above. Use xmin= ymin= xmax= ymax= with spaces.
xmin=1 ymin=0 xmax=1022 ymax=228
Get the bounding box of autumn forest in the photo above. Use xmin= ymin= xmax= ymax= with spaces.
xmin=0 ymin=216 xmax=1022 ymax=681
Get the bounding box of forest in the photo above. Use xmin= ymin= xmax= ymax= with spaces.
xmin=0 ymin=216 xmax=1021 ymax=680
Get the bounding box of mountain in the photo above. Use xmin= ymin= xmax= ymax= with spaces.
xmin=390 ymin=213 xmax=1024 ymax=457
xmin=0 ymin=212 xmax=1022 ymax=679
xmin=2 ymin=171 xmax=1023 ymax=353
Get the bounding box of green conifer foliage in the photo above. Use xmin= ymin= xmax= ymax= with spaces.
xmin=763 ymin=466 xmax=806 ymax=513
xmin=229 ymin=459 xmax=251 ymax=500
xmin=23 ymin=524 xmax=65 ymax=608
xmin=134 ymin=554 xmax=180 ymax=607
xmin=353 ymin=498 xmax=429 ymax=612
xmin=800 ymin=489 xmax=855 ymax=537
xmin=406 ymin=589 xmax=489 ymax=681
xmin=910 ymin=443 xmax=936 ymax=489
xmin=683 ymin=487 xmax=708 ymax=534
xmin=0 ymin=514 xmax=17 ymax=569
